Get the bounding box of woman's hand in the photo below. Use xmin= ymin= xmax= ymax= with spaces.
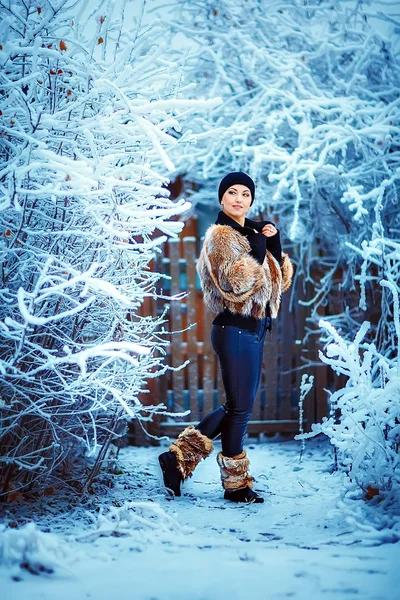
xmin=261 ymin=223 xmax=277 ymax=237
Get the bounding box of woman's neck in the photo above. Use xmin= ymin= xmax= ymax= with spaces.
xmin=222 ymin=209 xmax=245 ymax=227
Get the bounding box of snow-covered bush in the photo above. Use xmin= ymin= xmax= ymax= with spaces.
xmin=294 ymin=205 xmax=399 ymax=527
xmin=307 ymin=315 xmax=399 ymax=493
xmin=295 ymin=232 xmax=399 ymax=539
xmin=297 ymin=234 xmax=400 ymax=537
xmin=299 ymin=308 xmax=400 ymax=540
xmin=0 ymin=0 xmax=218 ymax=498
xmin=168 ymin=0 xmax=399 ymax=329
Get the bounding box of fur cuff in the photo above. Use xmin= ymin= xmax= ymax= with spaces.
xmin=217 ymin=450 xmax=254 ymax=491
xmin=170 ymin=425 xmax=214 ymax=480
xmin=281 ymin=253 xmax=294 ymax=293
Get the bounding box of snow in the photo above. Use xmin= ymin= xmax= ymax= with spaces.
xmin=0 ymin=523 xmax=73 ymax=577
xmin=1 ymin=438 xmax=399 ymax=599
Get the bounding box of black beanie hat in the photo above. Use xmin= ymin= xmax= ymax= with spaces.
xmin=218 ymin=172 xmax=255 ymax=205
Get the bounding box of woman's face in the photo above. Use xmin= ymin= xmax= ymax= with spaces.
xmin=221 ymin=184 xmax=252 ymax=224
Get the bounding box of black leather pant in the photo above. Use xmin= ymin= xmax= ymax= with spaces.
xmin=196 ymin=319 xmax=267 ymax=457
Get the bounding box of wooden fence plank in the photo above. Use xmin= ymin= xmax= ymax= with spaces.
xmin=280 ymin=292 xmax=294 ymax=419
xmin=169 ymin=239 xmax=184 ymax=410
xmin=153 ymin=252 xmax=170 ymax=411
xmin=202 ymin=311 xmax=214 ymax=418
xmin=315 ymin=341 xmax=328 ymax=424
xmin=304 ymin=329 xmax=317 ymax=431
xmin=264 ymin=326 xmax=278 ymax=420
xmin=184 ymin=237 xmax=199 ymax=421
xmin=295 ymin=276 xmax=311 ymax=431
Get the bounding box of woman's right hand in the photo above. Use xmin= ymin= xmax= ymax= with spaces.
xmin=261 ymin=223 xmax=278 ymax=237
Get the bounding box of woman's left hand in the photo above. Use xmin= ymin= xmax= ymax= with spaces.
xmin=261 ymin=224 xmax=277 ymax=237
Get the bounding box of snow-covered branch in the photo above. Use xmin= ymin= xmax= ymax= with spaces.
xmin=0 ymin=0 xmax=218 ymax=497
xmin=168 ymin=0 xmax=399 ymax=330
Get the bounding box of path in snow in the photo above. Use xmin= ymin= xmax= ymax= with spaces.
xmin=1 ymin=437 xmax=399 ymax=600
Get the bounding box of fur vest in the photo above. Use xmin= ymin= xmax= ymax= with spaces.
xmin=196 ymin=224 xmax=293 ymax=319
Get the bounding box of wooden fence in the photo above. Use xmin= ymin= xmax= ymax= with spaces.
xmin=135 ymin=219 xmax=341 ymax=443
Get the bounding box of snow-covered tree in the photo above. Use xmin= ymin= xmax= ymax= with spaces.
xmin=168 ymin=0 xmax=399 ymax=329
xmin=0 ymin=0 xmax=218 ymax=498
xmin=165 ymin=0 xmax=400 ymax=530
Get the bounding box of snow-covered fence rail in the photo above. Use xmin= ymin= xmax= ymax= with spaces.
xmin=136 ymin=218 xmax=346 ymax=439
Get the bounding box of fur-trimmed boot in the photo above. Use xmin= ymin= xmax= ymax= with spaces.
xmin=217 ymin=450 xmax=264 ymax=503
xmin=159 ymin=426 xmax=214 ymax=497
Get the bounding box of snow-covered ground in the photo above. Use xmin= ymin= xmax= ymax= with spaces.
xmin=1 ymin=437 xmax=399 ymax=600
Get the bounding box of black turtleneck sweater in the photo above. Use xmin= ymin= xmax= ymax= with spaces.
xmin=211 ymin=211 xmax=282 ymax=332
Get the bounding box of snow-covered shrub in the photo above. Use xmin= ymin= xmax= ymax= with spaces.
xmin=296 ymin=233 xmax=400 ymax=536
xmin=0 ymin=522 xmax=72 ymax=577
xmin=0 ymin=0 xmax=218 ymax=497
xmin=307 ymin=317 xmax=399 ymax=494
xmin=296 ymin=225 xmax=400 ymax=536
xmin=300 ymin=309 xmax=400 ymax=541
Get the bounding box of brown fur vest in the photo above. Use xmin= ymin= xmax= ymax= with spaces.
xmin=196 ymin=224 xmax=293 ymax=319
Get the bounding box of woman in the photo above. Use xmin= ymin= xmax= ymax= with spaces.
xmin=159 ymin=172 xmax=293 ymax=503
